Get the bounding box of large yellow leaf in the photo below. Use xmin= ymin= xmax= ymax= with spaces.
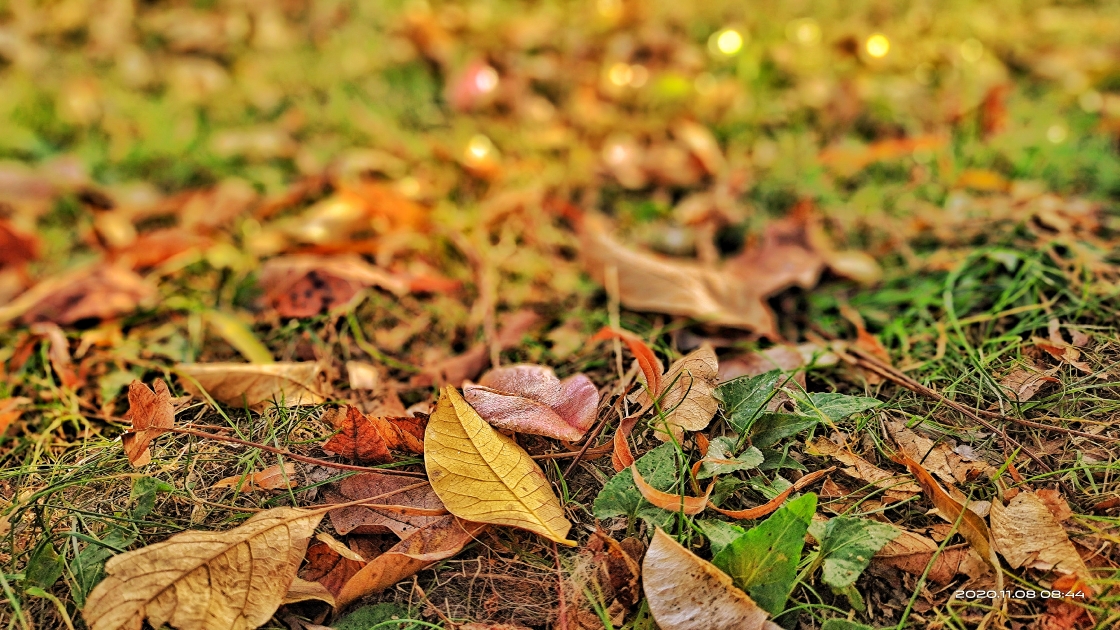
xmin=82 ymin=507 xmax=323 ymax=630
xmin=424 ymin=386 xmax=575 ymax=546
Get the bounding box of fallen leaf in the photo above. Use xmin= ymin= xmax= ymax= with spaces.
xmin=695 ymin=437 xmax=764 ymax=480
xmin=321 ymin=406 xmax=426 ymax=463
xmin=990 ymin=489 xmax=1090 ymax=579
xmin=323 ymin=473 xmax=448 ymax=538
xmin=611 ymin=413 xmax=641 ymax=472
xmin=999 ymin=364 xmax=1060 ymax=402
xmin=281 ymin=577 xmax=335 ymax=607
xmin=585 ymin=530 xmax=644 ymax=609
xmin=886 ymin=421 xmax=992 ymax=486
xmin=634 ymin=346 xmax=719 ymax=442
xmin=589 ymin=327 xmax=663 ymax=396
xmin=717 ymin=345 xmax=804 ymax=383
xmin=424 ymin=386 xmax=575 ymax=545
xmin=806 ymin=438 xmax=919 ymax=503
xmin=809 ymin=517 xmax=899 ymax=589
xmin=121 ymin=379 xmax=175 ymax=468
xmin=82 ymin=506 xmax=323 ymax=630
xmin=176 ymin=362 xmax=325 ymax=410
xmin=334 ymin=516 xmax=487 ymax=609
xmin=2 ymin=264 xmax=156 ymax=326
xmin=643 ymin=529 xmax=781 ymax=630
xmin=213 ymin=463 xmax=299 ymax=493
xmin=300 ymin=537 xmax=384 ymax=598
xmin=29 ymin=322 xmax=79 ymax=388
xmin=594 ymin=443 xmax=681 ymax=529
xmin=579 ymin=214 xmax=779 ymax=335
xmin=259 ymin=255 xmax=411 ymax=318
xmin=345 ymin=361 xmax=380 ymax=390
xmin=893 ymin=452 xmax=1002 ymax=587
xmin=112 ymin=229 xmax=211 ymax=271
xmin=873 ymin=529 xmax=989 ymax=584
xmin=0 ymin=397 xmax=29 ymax=436
xmin=707 ymin=468 xmax=832 ymax=521
xmin=0 ymin=219 xmax=39 ymax=269
xmin=714 ymin=370 xmax=783 ymax=434
xmin=631 ymin=464 xmax=714 ymax=516
xmin=1036 ymin=488 xmax=1074 ymax=523
xmin=463 ymin=364 xmax=599 ymax=441
xmin=819 ymin=134 xmax=946 ymax=176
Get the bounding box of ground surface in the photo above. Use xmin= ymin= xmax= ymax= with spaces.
xmin=1 ymin=1 xmax=1119 ymax=629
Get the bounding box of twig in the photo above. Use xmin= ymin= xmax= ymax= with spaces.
xmin=533 ymin=444 xmax=612 ymax=461
xmin=562 ymin=390 xmax=628 ymax=478
xmin=972 ymin=408 xmax=1118 ymax=442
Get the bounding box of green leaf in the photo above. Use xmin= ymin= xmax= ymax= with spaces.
xmin=758 ymin=445 xmax=808 ymax=472
xmin=26 ymin=542 xmax=64 ymax=589
xmin=750 ymin=412 xmax=819 ymax=449
xmin=130 ymin=476 xmax=174 ymax=520
xmin=694 ymin=519 xmax=746 ymax=557
xmin=204 ymin=310 xmax=274 ymax=364
xmin=593 ymin=443 xmax=679 ymax=529
xmin=821 ymin=619 xmax=877 ymax=630
xmin=809 ymin=517 xmax=899 ymax=589
xmin=334 ymin=603 xmax=418 ymax=630
xmin=697 ymin=436 xmax=763 ymax=479
xmin=788 ymin=391 xmax=882 ymax=425
xmin=714 ymin=370 xmax=782 ymax=433
xmin=712 ymin=492 xmax=817 ymax=616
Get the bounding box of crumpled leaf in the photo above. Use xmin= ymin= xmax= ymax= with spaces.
xmin=323 ymin=473 xmax=448 ymax=538
xmin=582 ymin=530 xmax=645 ymax=610
xmin=176 ymin=362 xmax=325 ymax=409
xmin=334 ymin=516 xmax=487 ymax=609
xmin=321 ymin=406 xmax=426 ymax=463
xmin=463 ymin=363 xmax=599 ymax=441
xmin=643 ymin=529 xmax=781 ymax=630
xmin=594 ymin=443 xmax=679 ymax=529
xmin=990 ymin=489 xmax=1090 ymax=579
xmin=872 ymin=528 xmax=989 ymax=584
xmin=809 ymin=517 xmax=899 ymax=589
xmin=712 ymin=493 xmax=817 ymax=616
xmin=424 ymin=386 xmax=574 ymax=545
xmin=213 ymin=463 xmax=299 ymax=493
xmin=634 ymin=345 xmax=719 ymax=442
xmin=696 ymin=437 xmax=764 ymax=480
xmin=999 ymin=363 xmax=1060 ymax=402
xmin=121 ymin=379 xmax=175 ymax=468
xmin=82 ymin=507 xmax=323 ymax=630
xmin=805 ymin=437 xmax=920 ymax=503
xmin=714 ymin=370 xmax=782 ymax=434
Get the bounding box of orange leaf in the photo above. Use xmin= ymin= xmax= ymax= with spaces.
xmin=213 ymin=463 xmax=299 ymax=493
xmin=631 ymin=464 xmax=714 ymax=516
xmin=121 ymin=379 xmax=175 ymax=467
xmin=322 ymin=406 xmax=426 ymax=463
xmin=706 ymin=467 xmax=832 ymax=520
xmin=590 ymin=327 xmax=662 ymax=396
xmin=0 ymin=398 xmax=29 ymax=437
xmin=324 ymin=473 xmax=449 ymax=538
xmin=612 ymin=414 xmax=641 ymax=472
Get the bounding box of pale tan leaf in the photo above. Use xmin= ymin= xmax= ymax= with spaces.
xmin=314 ymin=533 xmax=366 ymax=562
xmin=281 ymin=577 xmax=335 ymax=606
xmin=121 ymin=379 xmax=175 ymax=468
xmin=634 ymin=346 xmax=719 ymax=442
xmin=334 ymin=516 xmax=487 ymax=609
xmin=886 ymin=421 xmax=993 ymax=486
xmin=425 ymin=386 xmax=575 ymax=546
xmin=176 ymin=362 xmax=325 ymax=409
xmin=805 ymin=437 xmax=919 ymax=502
xmin=999 ymin=365 xmax=1060 ymax=402
xmin=873 ymin=529 xmax=989 ymax=584
xmin=990 ymin=490 xmax=1090 ymax=578
xmin=82 ymin=507 xmax=323 ymax=630
xmin=642 ymin=529 xmax=781 ymax=630
xmin=212 ymin=463 xmax=298 ymax=493
xmin=464 ymin=364 xmax=599 ymax=441
xmin=346 ymin=361 xmax=380 ymax=390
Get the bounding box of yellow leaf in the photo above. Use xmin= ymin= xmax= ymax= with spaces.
xmin=203 ymin=310 xmax=275 ymax=364
xmin=82 ymin=507 xmax=323 ymax=630
xmin=424 ymin=386 xmax=575 ymax=546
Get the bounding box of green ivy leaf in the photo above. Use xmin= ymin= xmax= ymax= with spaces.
xmin=697 ymin=436 xmax=763 ymax=479
xmin=26 ymin=542 xmax=65 ymax=589
xmin=809 ymin=516 xmax=899 ymax=589
xmin=788 ymin=391 xmax=882 ymax=425
xmin=593 ymin=443 xmax=679 ymax=529
xmin=714 ymin=370 xmax=782 ymax=433
xmin=750 ymin=412 xmax=819 ymax=450
xmin=712 ymin=492 xmax=817 ymax=616
xmin=694 ymin=519 xmax=746 ymax=557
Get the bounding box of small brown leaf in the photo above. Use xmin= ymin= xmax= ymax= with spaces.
xmin=0 ymin=219 xmax=39 ymax=269
xmin=990 ymin=489 xmax=1090 ymax=579
xmin=634 ymin=346 xmax=719 ymax=442
xmin=260 ymin=255 xmax=411 ymax=318
xmin=301 ymin=539 xmax=372 ymax=598
xmin=631 ymin=464 xmax=714 ymax=516
xmin=334 ymin=516 xmax=487 ymax=609
xmin=806 ymin=437 xmax=919 ymax=502
xmin=321 ymin=406 xmax=426 ymax=463
xmin=886 ymin=421 xmax=993 ymax=486
xmin=611 ymin=414 xmax=641 ymax=472
xmin=0 ymin=398 xmax=29 ymax=437
xmin=121 ymin=379 xmax=175 ymax=468
xmin=213 ymin=463 xmax=299 ymax=493
xmin=82 ymin=507 xmax=324 ymax=630
xmin=324 ymin=473 xmax=448 ymax=538
xmin=999 ymin=365 xmax=1060 ymax=402
xmin=873 ymin=529 xmax=989 ymax=584
xmin=642 ymin=529 xmax=781 ymax=630
xmin=3 ymin=264 xmax=156 ymax=326
xmin=176 ymin=362 xmax=325 ymax=409
xmin=463 ymin=364 xmax=599 ymax=441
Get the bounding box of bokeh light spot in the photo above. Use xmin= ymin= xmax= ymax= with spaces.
xmin=866 ymin=34 xmax=890 ymax=58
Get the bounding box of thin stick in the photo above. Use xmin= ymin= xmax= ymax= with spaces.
xmin=534 ymin=444 xmax=612 ymax=461
xmin=562 ymin=391 xmax=627 ymax=478
xmin=972 ymin=408 xmax=1118 ymax=442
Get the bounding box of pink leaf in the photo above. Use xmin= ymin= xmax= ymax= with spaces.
xmin=464 ymin=364 xmax=599 ymax=441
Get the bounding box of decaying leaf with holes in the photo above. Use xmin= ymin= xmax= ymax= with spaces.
xmin=82 ymin=507 xmax=323 ymax=630
xmin=424 ymin=386 xmax=575 ymax=545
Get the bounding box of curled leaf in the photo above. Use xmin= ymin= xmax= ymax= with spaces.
xmin=708 ymin=468 xmax=832 ymax=521
xmin=213 ymin=463 xmax=299 ymax=493
xmin=643 ymin=529 xmax=781 ymax=630
xmin=176 ymin=362 xmax=325 ymax=409
xmin=590 ymin=327 xmax=663 ymax=395
xmin=635 ymin=346 xmax=719 ymax=442
xmin=121 ymin=379 xmax=175 ymax=468
xmin=424 ymin=386 xmax=575 ymax=546
xmin=463 ymin=364 xmax=599 ymax=441
xmin=82 ymin=507 xmax=323 ymax=630
xmin=631 ymin=464 xmax=714 ymax=516
xmin=321 ymin=406 xmax=425 ymax=463
xmin=611 ymin=413 xmax=641 ymax=472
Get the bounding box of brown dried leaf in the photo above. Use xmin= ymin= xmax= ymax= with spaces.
xmin=999 ymin=365 xmax=1060 ymax=402
xmin=281 ymin=577 xmax=335 ymax=607
xmin=990 ymin=490 xmax=1090 ymax=579
xmin=806 ymin=437 xmax=919 ymax=502
xmin=886 ymin=421 xmax=993 ymax=486
xmin=642 ymin=528 xmax=781 ymax=630
xmin=0 ymin=220 xmax=39 ymax=269
xmin=464 ymin=364 xmax=599 ymax=441
xmin=324 ymin=473 xmax=448 ymax=538
xmin=634 ymin=346 xmax=718 ymax=442
xmin=2 ymin=264 xmax=156 ymax=326
xmin=334 ymin=516 xmax=487 ymax=609
xmin=82 ymin=507 xmax=324 ymax=630
xmin=707 ymin=468 xmax=832 ymax=520
xmin=586 ymin=530 xmax=644 ymax=609
xmin=612 ymin=414 xmax=641 ymax=472
xmin=260 ymin=255 xmax=411 ymax=318
xmin=176 ymin=362 xmax=325 ymax=410
xmin=321 ymin=406 xmax=426 ymax=463
xmin=213 ymin=463 xmax=299 ymax=493
xmin=121 ymin=379 xmax=175 ymax=468
xmin=873 ymin=529 xmax=989 ymax=584
xmin=0 ymin=397 xmax=30 ymax=437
